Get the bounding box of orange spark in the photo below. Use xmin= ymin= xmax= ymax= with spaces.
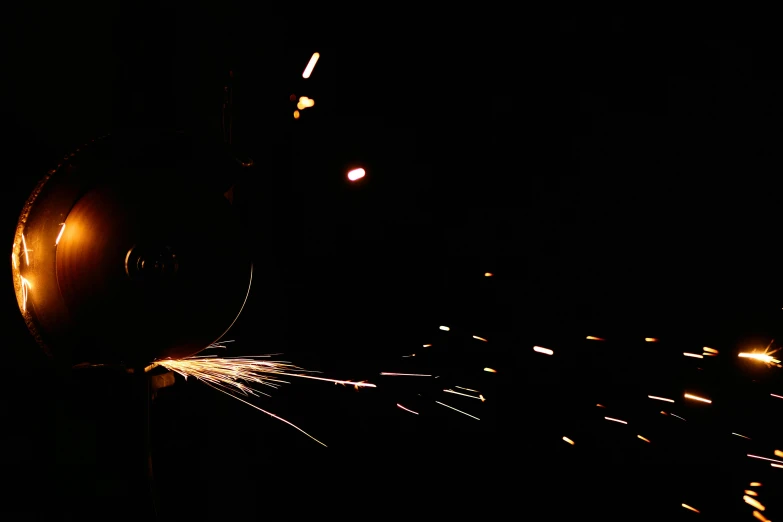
xmin=703 ymin=347 xmax=719 ymax=354
xmin=472 ymin=335 xmax=488 ymax=342
xmin=753 ymin=511 xmax=771 ymax=522
xmin=645 ymin=338 xmax=658 ymax=342
xmin=484 ymin=272 xmax=493 ymax=277
xmin=347 ymin=168 xmax=365 ymax=181
xmin=302 ymin=52 xmax=320 ymax=78
xmin=484 ymin=367 xmax=497 ymax=373
xmin=681 ymin=504 xmax=700 ymax=513
xmin=745 ymin=490 xmax=758 ymax=496
xmin=533 ymin=346 xmax=553 ymax=355
xmin=596 ymin=404 xmax=606 ymax=408
xmin=684 ymin=393 xmax=712 ymax=404
xmin=775 ymin=449 xmax=783 ymax=458
xmin=744 ymin=496 xmax=766 ymax=511
xmin=750 ymin=482 xmax=762 ymax=487
xmin=422 ymin=344 xmax=432 ymax=347
xmin=637 ymin=435 xmax=651 ymax=443
xmin=739 ymin=352 xmax=781 ymax=364
xmin=586 ymin=336 xmax=605 ymax=341
xmin=562 ymin=436 xmax=574 ymax=445
xmin=293 ymin=110 xmax=300 ymax=119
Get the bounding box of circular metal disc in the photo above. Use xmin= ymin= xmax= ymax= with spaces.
xmin=11 ymin=132 xmax=252 ymax=368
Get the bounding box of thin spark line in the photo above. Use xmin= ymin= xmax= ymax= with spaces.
xmin=396 ymin=403 xmax=419 ymax=415
xmin=648 ymin=395 xmax=674 ymax=402
xmin=604 ymin=417 xmax=627 ymax=424
xmin=443 ymin=389 xmax=484 ymax=401
xmin=747 ymin=454 xmax=783 ymax=465
xmin=435 ymin=401 xmax=480 ymax=420
xmin=204 ymin=381 xmax=327 ymax=447
xmin=211 ymin=263 xmax=253 ymax=347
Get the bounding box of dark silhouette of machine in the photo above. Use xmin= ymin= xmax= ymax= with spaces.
xmin=9 ymin=11 xmax=254 ymax=518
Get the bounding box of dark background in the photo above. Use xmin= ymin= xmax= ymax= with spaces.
xmin=1 ymin=7 xmax=782 ymax=520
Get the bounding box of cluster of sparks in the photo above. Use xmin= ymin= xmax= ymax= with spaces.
xmin=11 ymin=50 xmax=782 ymax=518
xmin=151 ymin=352 xmax=375 ymax=447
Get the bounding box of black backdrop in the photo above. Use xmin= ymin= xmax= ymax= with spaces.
xmin=1 ymin=8 xmax=782 ymax=520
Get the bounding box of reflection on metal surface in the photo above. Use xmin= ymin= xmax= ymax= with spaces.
xmin=10 ymin=133 xmax=252 ymax=367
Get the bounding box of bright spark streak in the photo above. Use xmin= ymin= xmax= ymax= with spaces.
xmin=435 ymin=401 xmax=480 ymax=420
xmin=455 ymin=386 xmax=480 ymax=393
xmin=380 ymin=372 xmax=432 ymax=377
xmin=586 ymin=336 xmax=605 ymax=341
xmin=604 ymin=416 xmax=627 ymax=425
xmin=684 ymin=353 xmax=703 ymax=358
xmin=484 ymin=367 xmax=497 ymax=373
xmin=157 ymin=357 xmax=375 ymax=398
xmin=302 ymin=52 xmax=320 ymax=78
xmin=681 ymin=504 xmax=700 ymax=513
xmin=771 ymin=393 xmax=783 ymax=399
xmin=422 ymin=344 xmax=432 ymax=347
xmin=21 ymin=233 xmax=30 ymax=265
xmin=670 ymin=413 xmax=687 ymax=421
xmin=396 ymin=403 xmax=419 ymax=415
xmin=55 ymin=223 xmax=66 ymax=245
xmin=439 ymin=325 xmax=450 ymax=331
xmin=562 ymin=436 xmax=574 ymax=445
xmin=732 ymin=433 xmax=752 ymax=440
xmin=703 ymin=346 xmax=719 ymax=354
xmin=745 ymin=490 xmax=758 ymax=496
xmin=444 ymin=389 xmax=484 ymax=401
xmin=533 ymin=346 xmax=553 ymax=355
xmin=347 ymin=168 xmax=365 ymax=181
xmin=684 ymin=393 xmax=712 ymax=404
xmin=472 ymin=335 xmax=488 ymax=342
xmin=750 ymin=482 xmax=762 ymax=487
xmin=645 ymin=337 xmax=658 ymax=342
xmin=637 ymin=435 xmax=651 ymax=443
xmin=753 ymin=511 xmax=771 ymax=522
xmin=773 ymin=463 xmax=783 ymax=469
xmin=204 ymin=380 xmax=327 ymax=447
xmin=648 ymin=395 xmax=674 ymax=403
xmin=739 ymin=352 xmax=781 ymax=364
xmin=744 ymin=496 xmax=766 ymax=511
xmin=748 ymin=454 xmax=783 ymax=465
